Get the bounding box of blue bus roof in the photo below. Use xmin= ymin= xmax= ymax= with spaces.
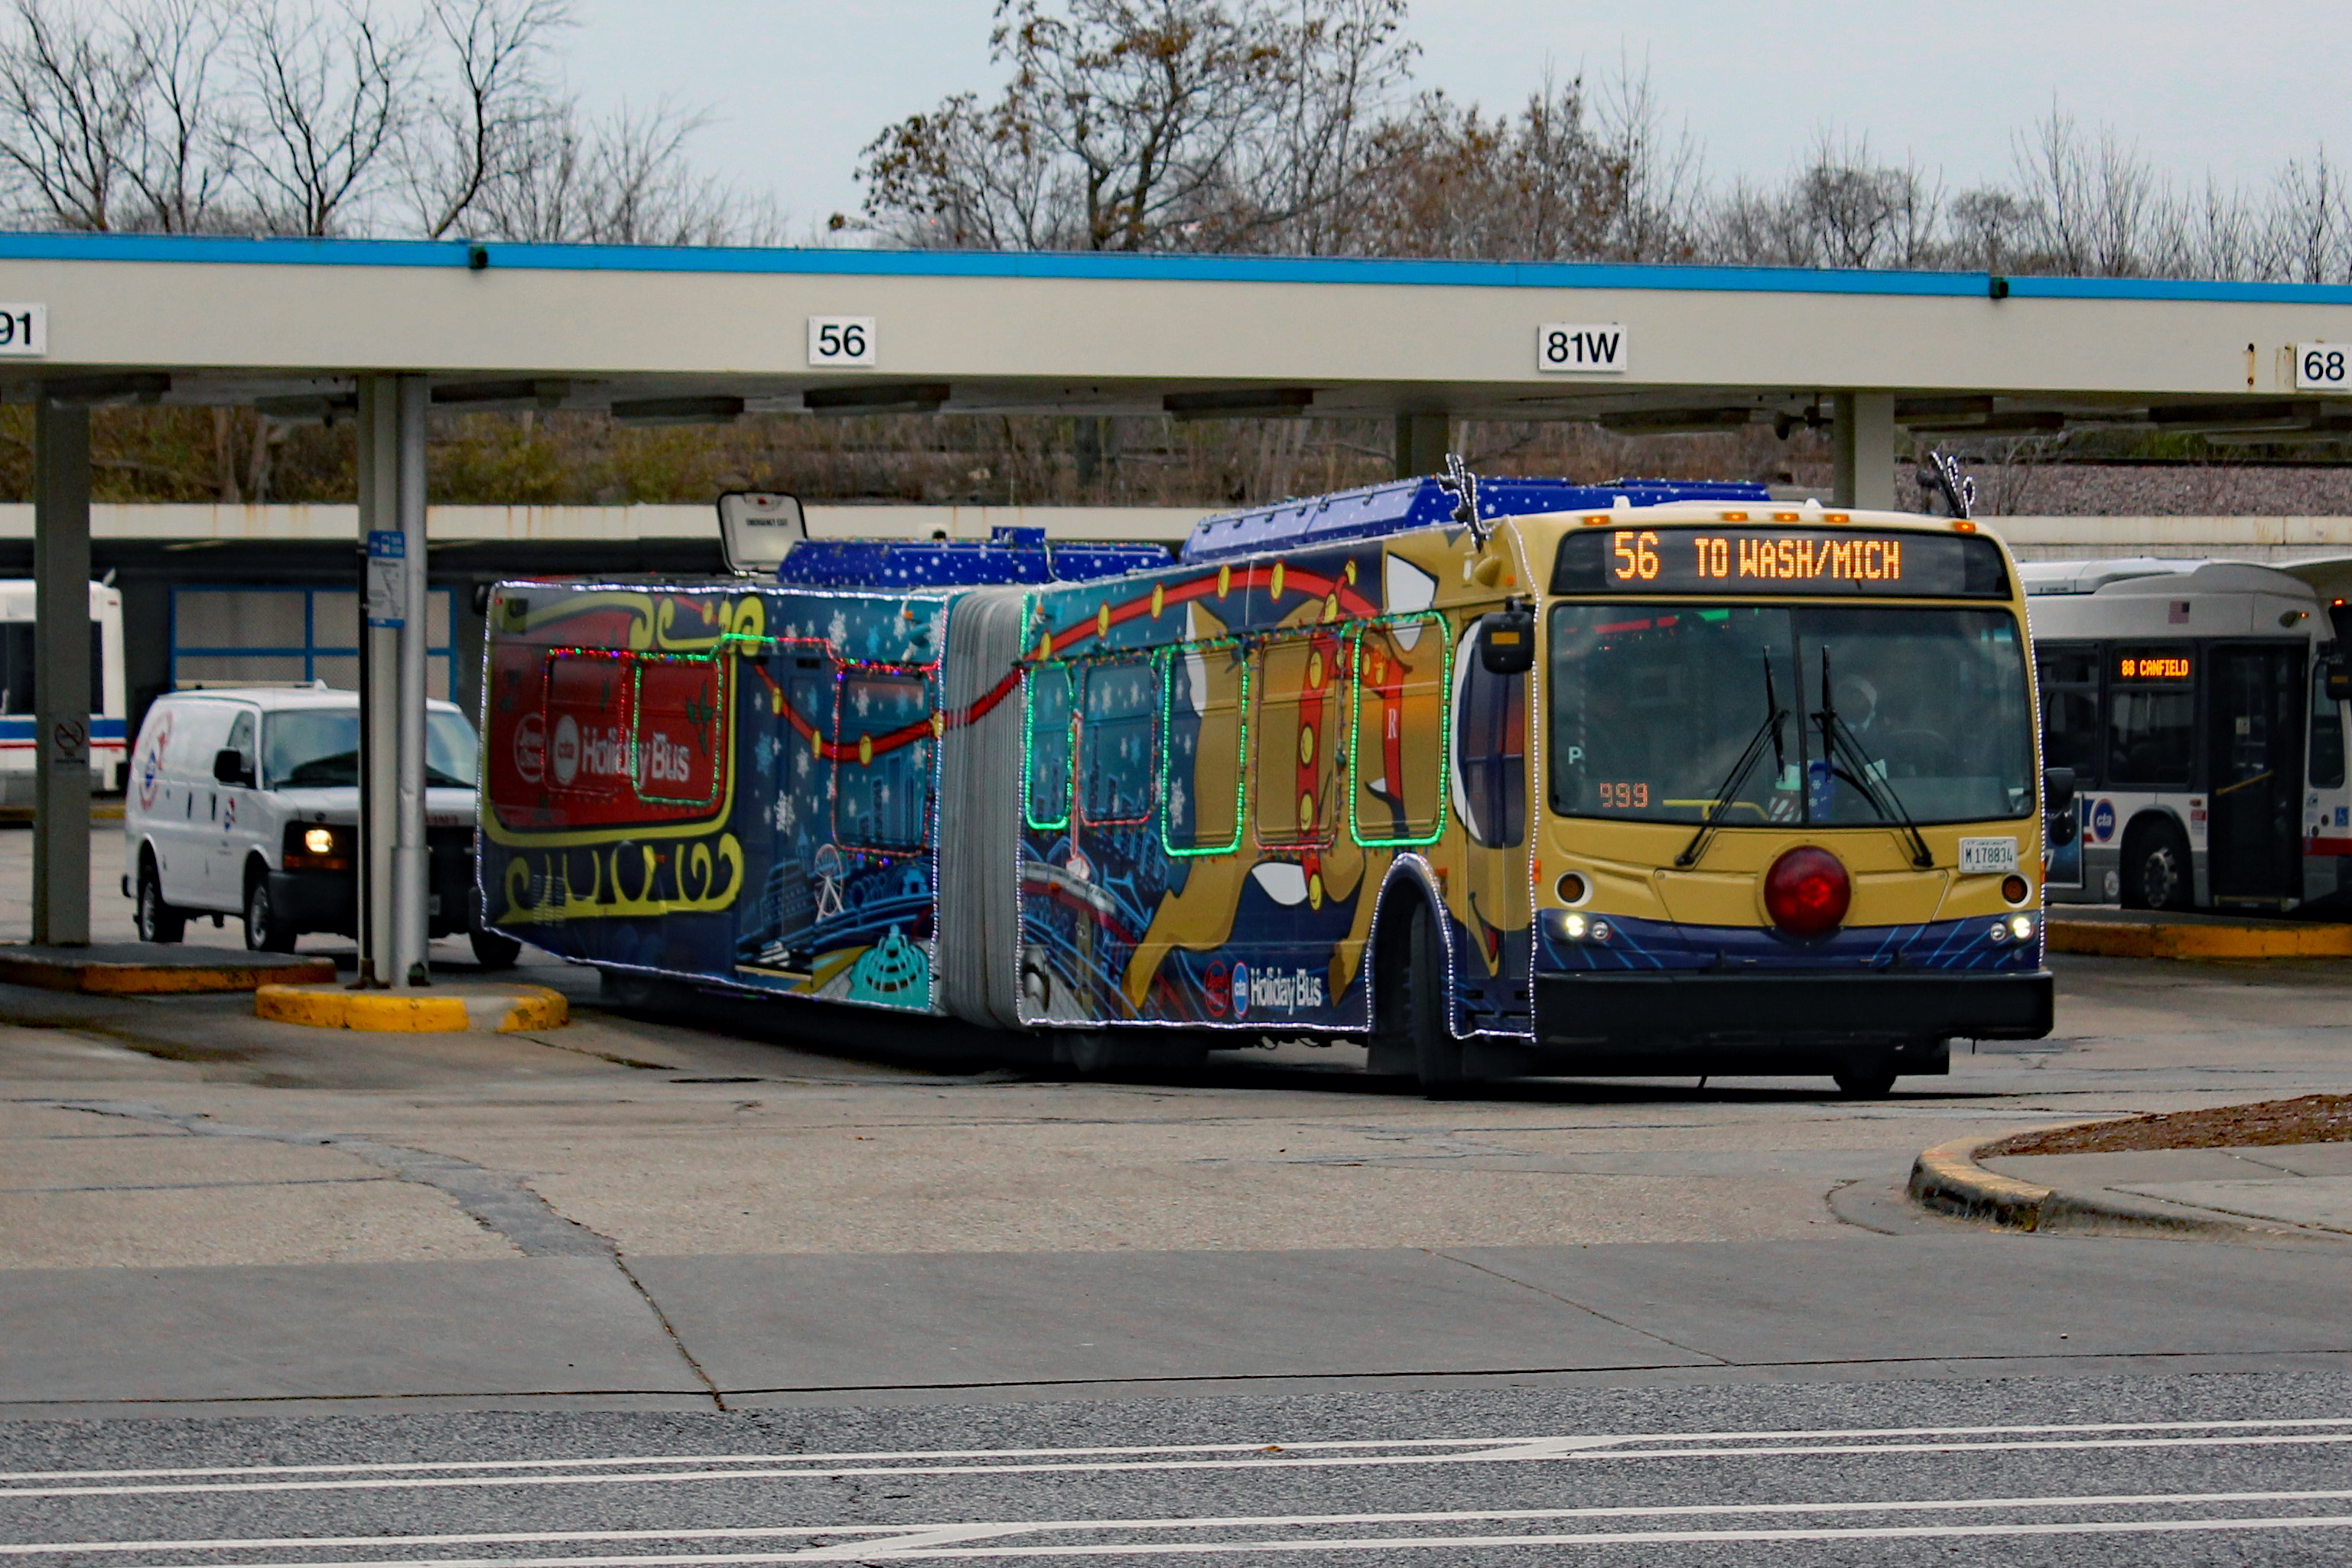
xmin=1177 ymin=477 xmax=1775 ymax=561
xmin=773 ymin=528 xmax=1169 ymax=590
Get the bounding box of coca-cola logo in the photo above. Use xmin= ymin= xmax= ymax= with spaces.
xmin=513 ymin=711 xmax=545 ymax=784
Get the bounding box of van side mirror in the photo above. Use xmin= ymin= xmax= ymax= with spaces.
xmin=213 ymin=748 xmax=252 ymax=787
xmin=1478 ymin=600 xmax=1534 ymax=676
xmin=2042 ymin=766 xmax=2075 ymax=812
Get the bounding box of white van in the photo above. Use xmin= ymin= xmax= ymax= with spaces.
xmin=122 ymin=685 xmax=518 ymax=965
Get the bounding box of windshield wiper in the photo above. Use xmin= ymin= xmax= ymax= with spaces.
xmin=1677 ymin=654 xmax=1788 ymax=869
xmin=1814 ymin=647 xmax=1934 ymax=870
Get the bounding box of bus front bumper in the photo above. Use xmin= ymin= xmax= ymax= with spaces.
xmin=1534 ymin=969 xmax=2054 ymax=1052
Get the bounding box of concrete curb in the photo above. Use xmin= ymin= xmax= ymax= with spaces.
xmin=254 ymin=983 xmax=568 ymax=1034
xmin=2048 ymin=916 xmax=2352 ymax=959
xmin=1904 ymin=1132 xmax=2316 ymax=1241
xmin=0 ymin=948 xmax=333 ymax=994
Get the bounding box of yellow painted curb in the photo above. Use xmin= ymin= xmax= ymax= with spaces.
xmin=0 ymin=956 xmax=334 ymax=994
xmin=255 ymin=984 xmax=568 ymax=1033
xmin=497 ymin=987 xmax=568 ymax=1033
xmin=2048 ymin=918 xmax=2352 ymax=960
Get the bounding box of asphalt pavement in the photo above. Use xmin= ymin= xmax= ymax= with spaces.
xmin=2 ymin=825 xmax=2349 ymax=1563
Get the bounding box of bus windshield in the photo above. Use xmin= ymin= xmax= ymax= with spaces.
xmin=264 ymin=709 xmax=480 ymax=789
xmin=1548 ymin=603 xmax=2034 ymax=826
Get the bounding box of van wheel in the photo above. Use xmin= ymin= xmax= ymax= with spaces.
xmin=135 ymin=857 xmax=184 ymax=945
xmin=1375 ymin=898 xmax=1468 ymax=1098
xmin=2119 ymin=819 xmax=2192 ymax=911
xmin=242 ymin=867 xmax=298 ymax=952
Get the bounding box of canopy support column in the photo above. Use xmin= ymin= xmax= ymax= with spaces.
xmin=31 ymin=399 xmax=90 ymax=947
xmin=1394 ymin=413 xmax=1451 ymax=480
xmin=392 ymin=376 xmax=431 ymax=985
xmin=1832 ymin=392 xmax=1896 ymax=509
xmin=356 ymin=379 xmax=399 ymax=985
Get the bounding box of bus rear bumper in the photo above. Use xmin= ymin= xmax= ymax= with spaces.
xmin=1533 ymin=969 xmax=2054 ymax=1054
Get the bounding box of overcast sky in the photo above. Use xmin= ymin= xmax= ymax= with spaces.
xmin=560 ymin=0 xmax=2352 ymax=239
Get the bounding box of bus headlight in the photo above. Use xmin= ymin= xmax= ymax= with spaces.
xmin=1544 ymin=910 xmax=1611 ymax=945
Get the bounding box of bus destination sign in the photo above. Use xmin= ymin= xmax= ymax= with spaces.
xmin=1552 ymin=525 xmax=2009 ymax=598
xmin=2114 ymin=649 xmax=2192 ymax=682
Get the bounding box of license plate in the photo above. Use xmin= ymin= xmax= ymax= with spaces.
xmin=1959 ymin=837 xmax=2019 ymax=874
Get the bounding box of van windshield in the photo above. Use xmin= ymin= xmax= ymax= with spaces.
xmin=264 ymin=709 xmax=479 ymax=789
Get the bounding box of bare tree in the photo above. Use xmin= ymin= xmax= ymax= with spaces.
xmin=0 ymin=0 xmax=149 ymax=229
xmin=225 ymin=0 xmax=416 ymax=236
xmin=478 ymin=98 xmax=785 ymax=246
xmin=2259 ymin=146 xmax=2350 ymax=284
xmin=855 ymin=0 xmax=1411 ymax=252
xmin=402 ymin=0 xmax=569 ymax=239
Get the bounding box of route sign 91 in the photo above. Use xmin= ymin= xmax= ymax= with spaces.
xmin=2295 ymin=342 xmax=2351 ymax=389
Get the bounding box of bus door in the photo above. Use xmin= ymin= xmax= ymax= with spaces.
xmin=2207 ymin=643 xmax=2305 ymax=903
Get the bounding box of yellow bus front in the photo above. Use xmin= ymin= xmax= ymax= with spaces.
xmin=1524 ymin=506 xmax=2054 ymax=1083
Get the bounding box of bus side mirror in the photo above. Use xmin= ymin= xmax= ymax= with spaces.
xmin=2327 ymin=658 xmax=2352 ymax=703
xmin=213 ymin=748 xmax=252 ymax=787
xmin=1479 ymin=603 xmax=1534 ymax=675
xmin=2042 ymin=766 xmax=2077 ymax=846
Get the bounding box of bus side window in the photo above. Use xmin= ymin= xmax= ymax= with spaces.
xmin=634 ymin=652 xmax=726 ymax=808
xmin=1080 ymin=658 xmax=1157 ymax=826
xmin=836 ymin=669 xmax=931 ymax=852
xmin=1351 ymin=616 xmax=1448 ymax=846
xmin=1024 ymin=664 xmax=1076 ymax=831
xmin=2108 ymin=685 xmax=2194 ymax=786
xmin=1254 ymin=633 xmax=1342 ymax=846
xmin=2311 ymin=661 xmax=2347 ymax=790
xmin=1455 ymin=636 xmax=1525 ymax=849
xmin=1163 ymin=642 xmax=1245 ymax=854
xmin=2035 ymin=646 xmax=2103 ymax=785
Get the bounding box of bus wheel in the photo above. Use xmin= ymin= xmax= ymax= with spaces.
xmin=135 ymin=855 xmax=184 ymax=945
xmin=1833 ymin=1062 xmax=1898 ymax=1098
xmin=1381 ymin=899 xmax=1467 ymax=1098
xmin=2120 ymin=820 xmax=2192 ymax=911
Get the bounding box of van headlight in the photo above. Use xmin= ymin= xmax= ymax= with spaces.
xmin=302 ymin=827 xmax=337 ymax=856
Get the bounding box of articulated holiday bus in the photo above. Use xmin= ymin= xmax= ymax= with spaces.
xmin=2025 ymin=557 xmax=2352 ymax=913
xmin=477 ymin=476 xmax=2053 ymax=1096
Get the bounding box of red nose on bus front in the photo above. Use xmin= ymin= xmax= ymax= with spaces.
xmin=1762 ymin=846 xmax=1849 ymax=936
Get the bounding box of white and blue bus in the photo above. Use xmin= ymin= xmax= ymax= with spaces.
xmin=0 ymin=579 xmax=127 ymax=811
xmin=2025 ymin=558 xmax=2352 ymax=912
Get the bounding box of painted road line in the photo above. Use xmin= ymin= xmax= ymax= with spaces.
xmin=18 ymin=1488 xmax=2352 ymax=1559
xmin=55 ymin=1511 xmax=2352 ymax=1566
xmin=7 ymin=1417 xmax=2350 ymax=1492
xmin=10 ymin=1430 xmax=2352 ymax=1502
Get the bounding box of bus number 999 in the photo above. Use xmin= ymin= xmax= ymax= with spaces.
xmin=1597 ymin=780 xmax=1650 ymax=809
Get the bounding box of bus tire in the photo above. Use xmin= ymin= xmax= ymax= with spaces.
xmin=135 ymin=853 xmax=184 ymax=945
xmin=1833 ymin=1062 xmax=1898 ymax=1099
xmin=2119 ymin=818 xmax=2193 ymax=911
xmin=469 ymin=929 xmax=523 ymax=969
xmin=1378 ymin=898 xmax=1467 ymax=1098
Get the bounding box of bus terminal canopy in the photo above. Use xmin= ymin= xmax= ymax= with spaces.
xmin=15 ymin=231 xmax=2352 ymax=971
xmin=8 ymin=233 xmax=2352 ymax=450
